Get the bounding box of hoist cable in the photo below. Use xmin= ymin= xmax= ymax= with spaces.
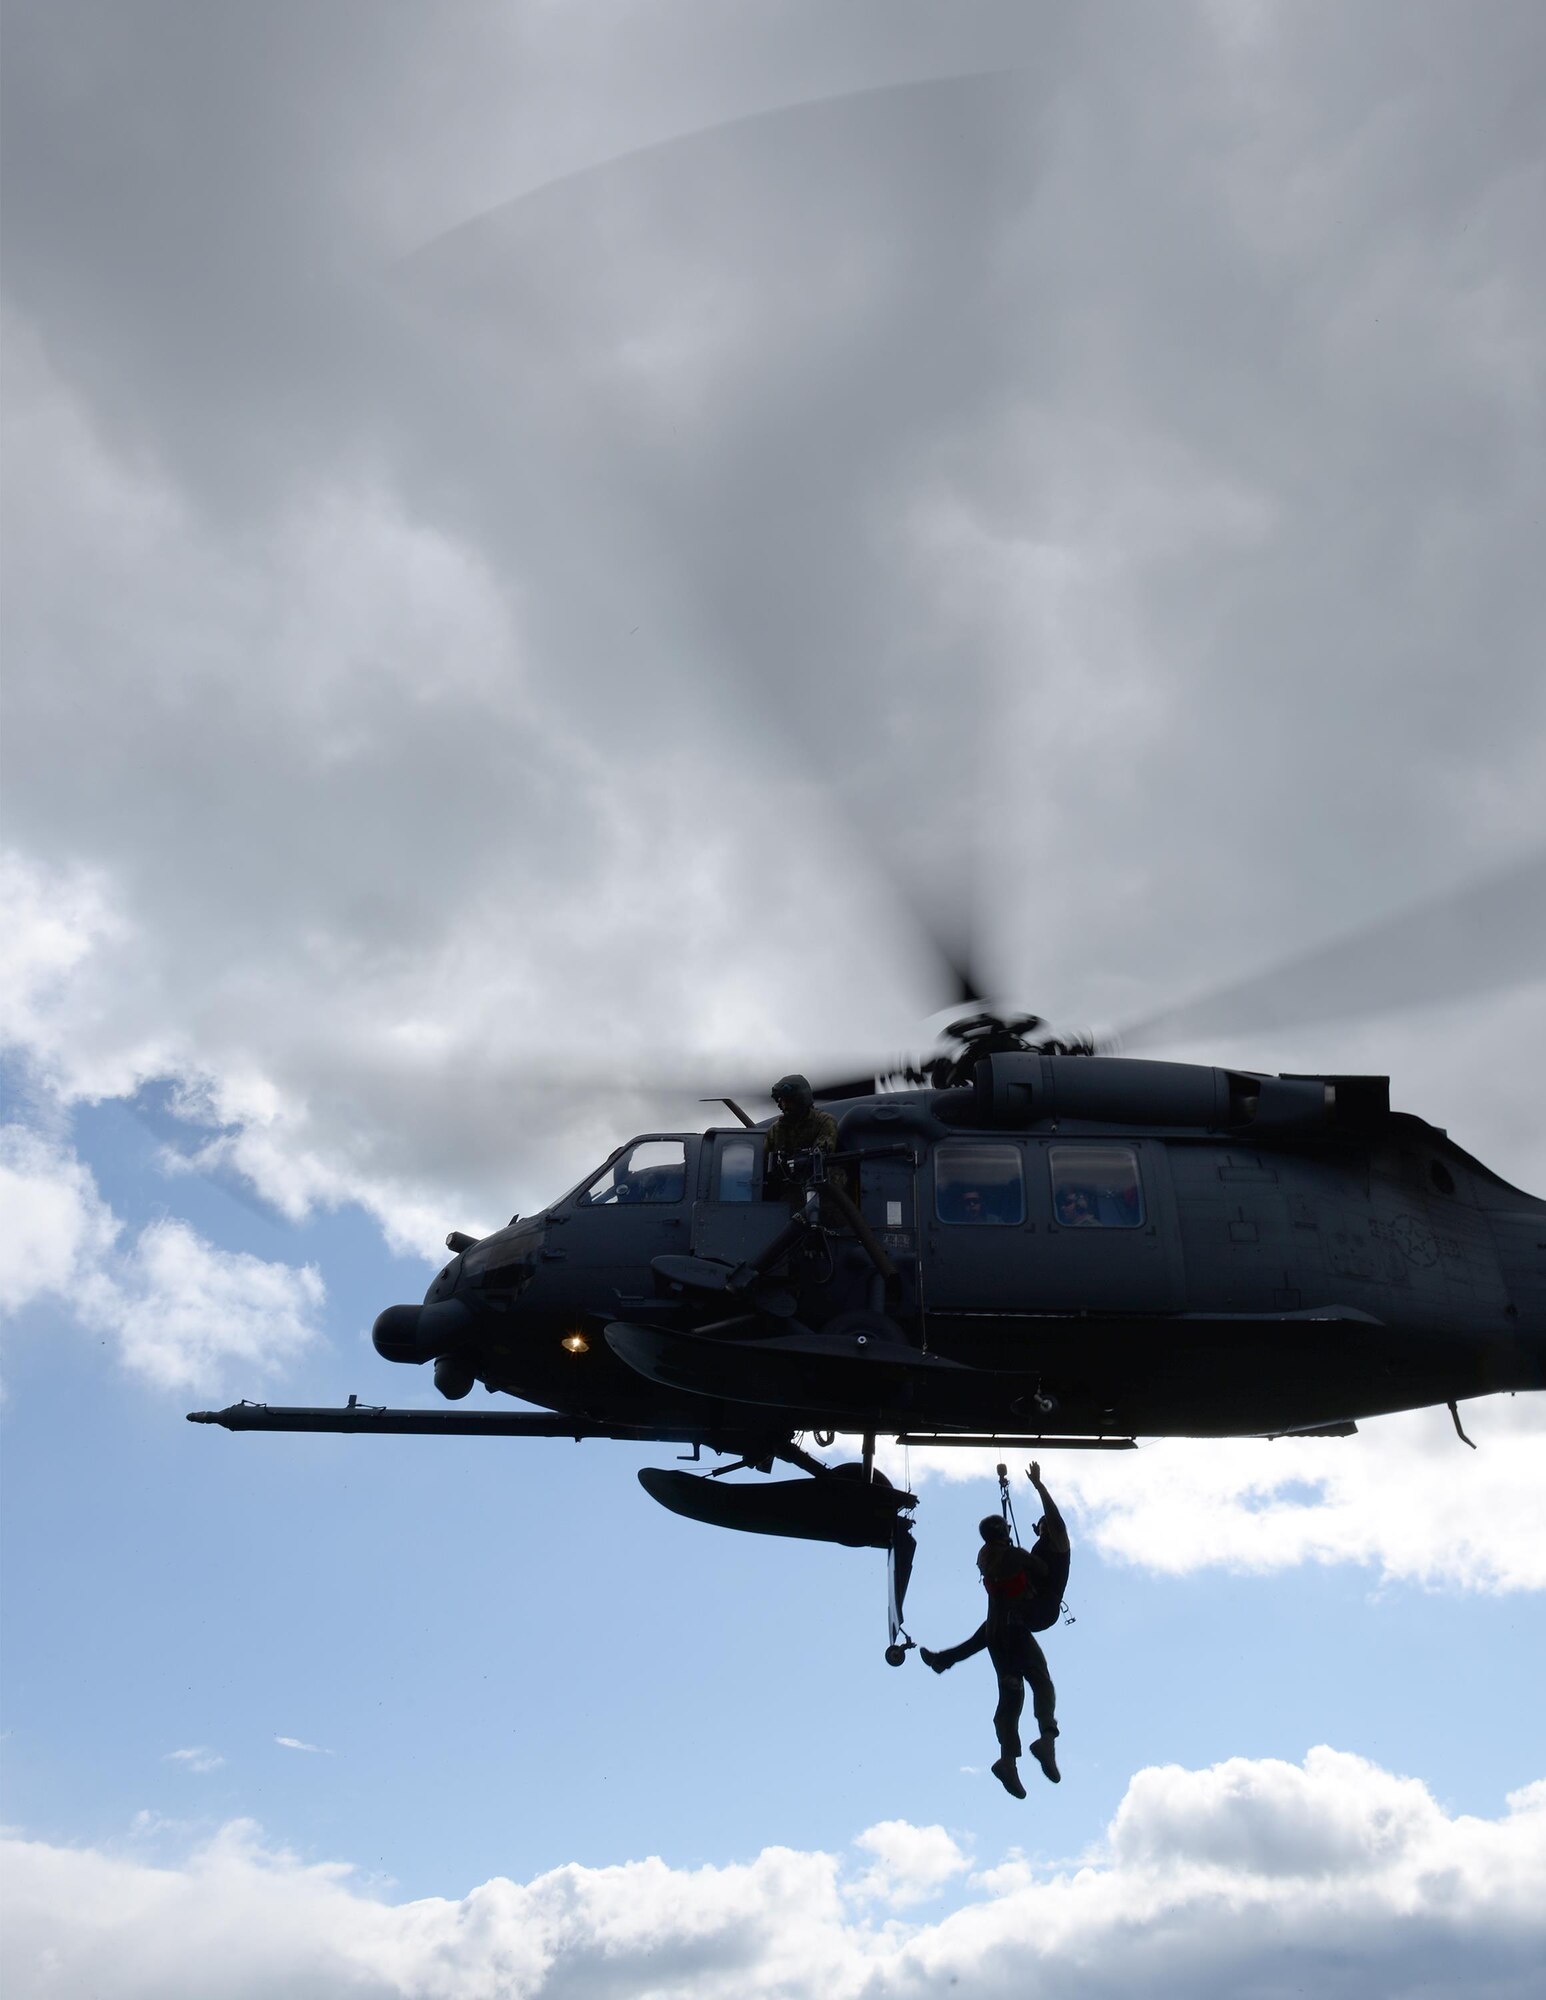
xmin=996 ymin=1461 xmax=1021 ymax=1544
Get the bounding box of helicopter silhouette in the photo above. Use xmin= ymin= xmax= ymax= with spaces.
xmin=191 ymin=851 xmax=1546 ymax=1658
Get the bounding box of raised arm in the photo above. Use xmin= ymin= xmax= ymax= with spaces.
xmin=1026 ymin=1461 xmax=1069 ymax=1553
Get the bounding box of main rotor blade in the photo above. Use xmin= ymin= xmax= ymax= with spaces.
xmin=1107 ymin=845 xmax=1546 ymax=1053
xmin=407 ymin=72 xmax=1010 ymax=267
xmin=873 ymin=881 xmax=989 ymax=1015
xmin=405 ymin=74 xmax=1020 ymax=1036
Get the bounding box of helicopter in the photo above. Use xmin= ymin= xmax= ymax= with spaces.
xmin=190 ymin=895 xmax=1546 ymax=1655
xmin=186 ymin=79 xmax=1546 ymax=1651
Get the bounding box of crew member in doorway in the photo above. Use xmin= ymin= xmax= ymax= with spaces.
xmin=765 ymin=1075 xmax=846 ymax=1210
xmin=920 ymin=1462 xmax=1070 ymax=1798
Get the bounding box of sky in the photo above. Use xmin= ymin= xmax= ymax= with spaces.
xmin=2 ymin=3 xmax=1545 ymax=1994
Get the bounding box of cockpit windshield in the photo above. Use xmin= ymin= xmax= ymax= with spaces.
xmin=573 ymin=1137 xmax=688 ymax=1208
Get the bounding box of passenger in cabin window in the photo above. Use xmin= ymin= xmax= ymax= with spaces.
xmin=1056 ymin=1186 xmax=1098 ymax=1227
xmin=945 ymin=1183 xmax=1016 ymax=1225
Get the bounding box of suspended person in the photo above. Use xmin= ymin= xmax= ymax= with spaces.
xmin=920 ymin=1461 xmax=1070 ymax=1798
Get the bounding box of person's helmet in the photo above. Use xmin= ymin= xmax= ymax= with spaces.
xmin=979 ymin=1515 xmax=1011 ymax=1543
xmin=771 ymin=1074 xmax=814 ymax=1117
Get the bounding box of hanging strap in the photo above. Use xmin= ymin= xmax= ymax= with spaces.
xmin=886 ymin=1515 xmax=918 ymax=1659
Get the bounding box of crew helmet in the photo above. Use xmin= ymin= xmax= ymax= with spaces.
xmin=771 ymin=1074 xmax=814 ymax=1117
xmin=979 ymin=1515 xmax=1011 ymax=1543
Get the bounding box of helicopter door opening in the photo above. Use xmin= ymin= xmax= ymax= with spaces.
xmin=924 ymin=1141 xmax=1030 ymax=1313
xmin=853 ymin=1149 xmax=924 ymax=1334
xmin=690 ymin=1132 xmax=791 ymax=1268
xmin=1032 ymin=1140 xmax=1183 ymax=1312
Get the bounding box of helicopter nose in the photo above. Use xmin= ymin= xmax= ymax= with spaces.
xmin=372 ymin=1298 xmax=472 ymax=1364
xmin=372 ymin=1305 xmax=424 ymax=1362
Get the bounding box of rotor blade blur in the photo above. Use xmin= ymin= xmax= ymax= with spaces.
xmin=403 ymin=73 xmax=1026 ymax=1033
xmin=1107 ymin=846 xmax=1546 ymax=1053
xmin=867 ymin=870 xmax=990 ymax=1015
xmin=405 ymin=73 xmax=1009 ymax=272
xmin=809 ymin=1074 xmax=879 ymax=1102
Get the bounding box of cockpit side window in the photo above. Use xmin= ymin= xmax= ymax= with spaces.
xmin=578 ymin=1138 xmax=687 ymax=1207
xmin=936 ymin=1143 xmax=1024 ymax=1225
xmin=1049 ymin=1145 xmax=1144 ymax=1228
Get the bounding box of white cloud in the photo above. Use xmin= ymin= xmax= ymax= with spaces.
xmin=273 ymin=1738 xmax=330 ymax=1756
xmin=0 ymin=851 xmax=137 ymax=1093
xmin=164 ymin=1748 xmax=224 ymax=1776
xmin=0 ymin=1123 xmax=324 ymax=1393
xmin=91 ymin=1220 xmax=323 ymax=1393
xmin=3 ymin=1749 xmax=1541 ymax=1999
xmin=847 ymin=1820 xmax=969 ymax=1908
xmin=129 ymin=1810 xmax=195 ymax=1841
xmin=901 ymin=1390 xmax=1546 ymax=1594
xmin=0 ymin=422 xmax=813 ymax=1249
xmin=0 ymin=1124 xmax=119 ymax=1315
xmin=5 ymin=3 xmax=1543 ymax=1257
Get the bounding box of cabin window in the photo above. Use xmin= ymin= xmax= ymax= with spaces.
xmin=1049 ymin=1145 xmax=1144 ymax=1228
xmin=717 ymin=1137 xmax=757 ymax=1202
xmin=578 ymin=1139 xmax=687 ymax=1207
xmin=936 ymin=1144 xmax=1024 ymax=1225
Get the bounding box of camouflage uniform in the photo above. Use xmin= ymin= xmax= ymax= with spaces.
xmin=765 ymin=1104 xmax=839 ymax=1174
xmin=765 ymin=1082 xmax=848 ymax=1214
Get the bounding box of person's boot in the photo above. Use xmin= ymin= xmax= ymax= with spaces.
xmin=919 ymin=1648 xmax=948 ymax=1674
xmin=990 ymin=1756 xmax=1027 ymax=1799
xmin=1029 ymin=1733 xmax=1061 ymax=1784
